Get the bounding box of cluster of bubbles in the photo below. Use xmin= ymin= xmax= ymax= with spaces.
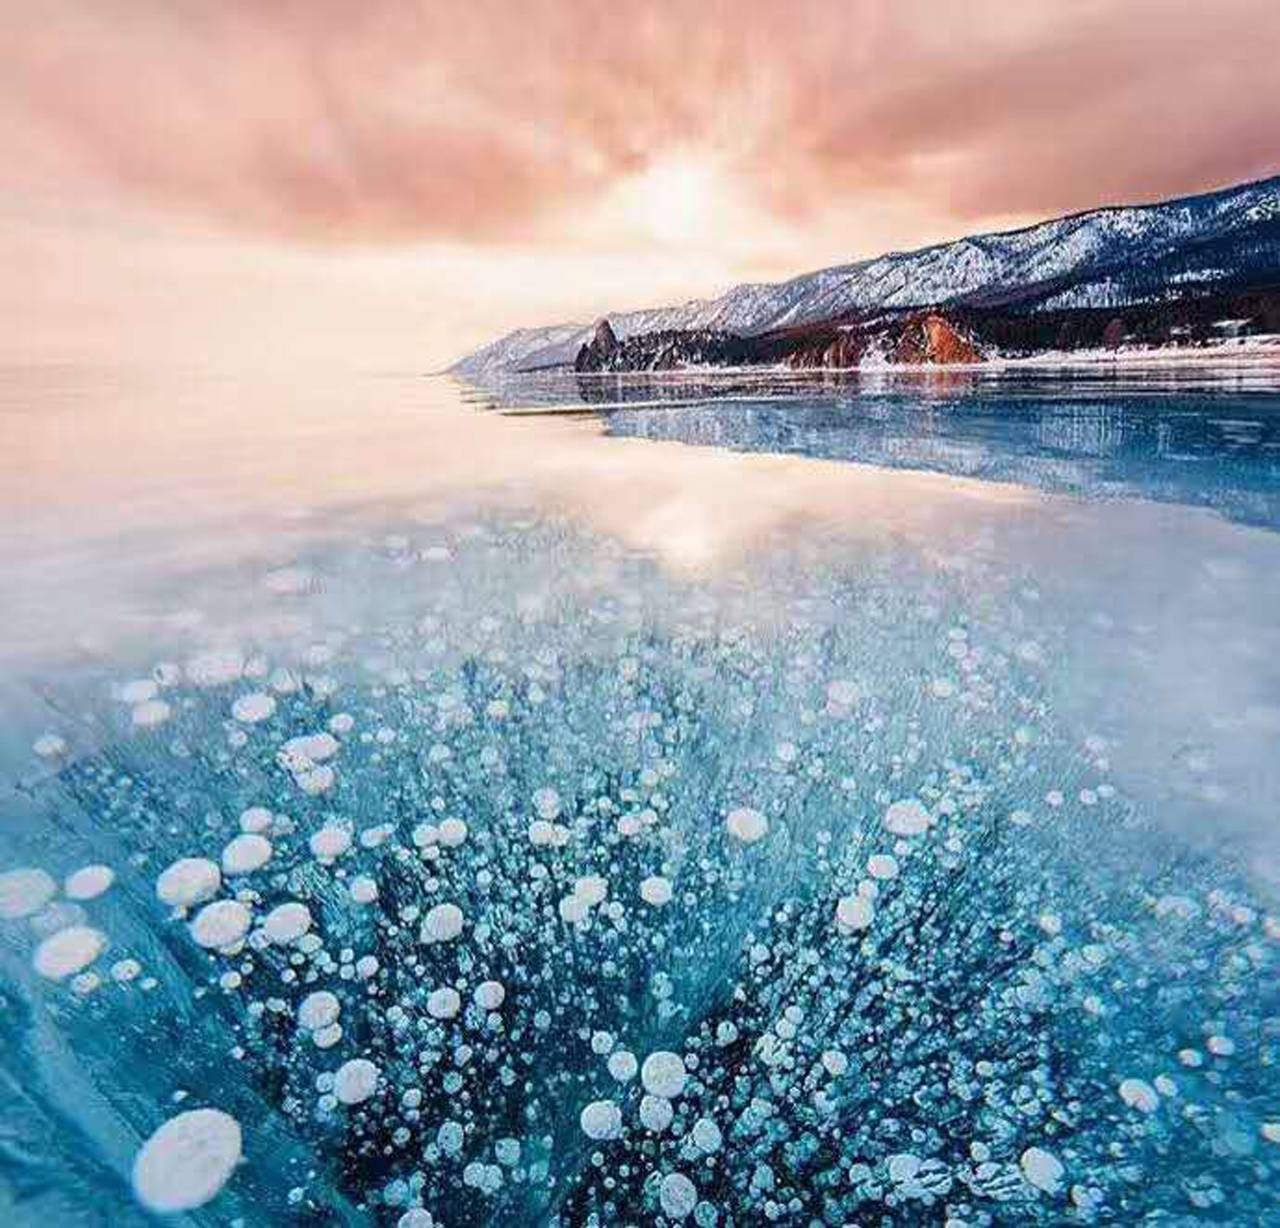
xmin=2 ymin=511 xmax=1278 ymax=1224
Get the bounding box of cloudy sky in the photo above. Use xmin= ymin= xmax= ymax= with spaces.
xmin=3 ymin=0 xmax=1278 ymax=368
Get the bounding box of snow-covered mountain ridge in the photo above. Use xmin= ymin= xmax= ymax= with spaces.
xmin=453 ymin=174 xmax=1280 ymax=377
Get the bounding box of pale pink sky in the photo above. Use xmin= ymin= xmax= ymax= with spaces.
xmin=2 ymin=0 xmax=1278 ymax=368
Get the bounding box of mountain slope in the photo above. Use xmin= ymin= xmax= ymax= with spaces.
xmin=452 ymin=174 xmax=1280 ymax=376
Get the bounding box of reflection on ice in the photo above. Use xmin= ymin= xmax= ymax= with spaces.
xmin=472 ymin=368 xmax=1280 ymax=531
xmin=3 ymin=505 xmax=1279 ymax=1224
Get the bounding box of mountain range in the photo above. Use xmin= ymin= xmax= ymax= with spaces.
xmin=453 ymin=175 xmax=1280 ymax=377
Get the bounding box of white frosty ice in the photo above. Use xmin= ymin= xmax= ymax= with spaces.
xmin=334 ymin=1058 xmax=380 ymax=1105
xmin=826 ymin=679 xmax=860 ymax=709
xmin=156 ymin=858 xmax=221 ymax=908
xmin=725 ymin=807 xmax=768 ymax=843
xmin=131 ymin=1108 xmax=242 ymax=1212
xmin=884 ymin=798 xmax=932 ymax=836
xmin=33 ymin=733 xmax=67 ymax=759
xmin=33 ymin=925 xmax=106 ymax=979
xmin=131 ymin=699 xmax=173 ymax=728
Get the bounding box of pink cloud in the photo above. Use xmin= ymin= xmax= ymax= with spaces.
xmin=1 ymin=0 xmax=1277 ymax=245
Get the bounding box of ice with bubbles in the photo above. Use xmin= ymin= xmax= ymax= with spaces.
xmin=2 ymin=503 xmax=1279 ymax=1226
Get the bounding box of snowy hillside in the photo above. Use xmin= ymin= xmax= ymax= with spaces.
xmin=453 ymin=175 xmax=1280 ymax=377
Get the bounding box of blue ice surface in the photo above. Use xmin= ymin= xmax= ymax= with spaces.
xmin=477 ymin=367 xmax=1280 ymax=531
xmin=2 ymin=373 xmax=1280 ymax=1226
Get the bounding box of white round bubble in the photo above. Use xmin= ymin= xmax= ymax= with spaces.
xmin=298 ymin=990 xmax=340 ymax=1031
xmin=533 ymin=787 xmax=561 ymax=819
xmin=33 ymin=733 xmax=68 ymax=759
xmin=866 ymin=854 xmax=899 ymax=881
xmin=579 ymin=1099 xmax=622 ymax=1141
xmin=608 ymin=1050 xmax=638 ymax=1082
xmin=474 ymin=980 xmax=505 ymax=1010
xmin=398 ymin=1211 xmax=435 ymax=1228
xmin=640 ymin=875 xmax=673 ymax=906
xmin=221 ymin=834 xmax=272 ymax=876
xmin=659 ymin=1172 xmax=697 ymax=1219
xmin=132 ymin=1108 xmax=242 ymax=1212
xmin=884 ymin=798 xmax=931 ymax=836
xmin=1118 ymin=1078 xmax=1159 ymax=1113
xmin=574 ymin=875 xmax=608 ymax=907
xmin=1020 ymin=1146 xmax=1064 ymax=1194
xmin=280 ymin=732 xmax=339 ymax=763
xmin=639 ymin=1094 xmax=674 ymax=1132
xmin=238 ymin=807 xmax=273 ymax=833
xmin=641 ymin=1051 xmax=687 ymax=1099
xmin=0 ymin=867 xmax=58 ymax=919
xmin=191 ymin=900 xmax=252 ymax=949
xmin=231 ymin=692 xmax=276 ymax=724
xmin=64 ymin=864 xmax=116 ymax=900
xmin=156 ymin=858 xmax=221 ymax=908
xmin=33 ymin=925 xmax=106 ymax=979
xmin=310 ymin=825 xmax=352 ymax=860
xmin=421 ymin=902 xmax=464 ymax=943
xmin=725 ymin=807 xmax=768 ymax=843
xmin=263 ymin=902 xmax=311 ymax=944
xmin=437 ymin=818 xmax=468 ymax=847
xmin=427 ymin=987 xmax=461 ymax=1019
xmin=334 ymin=1058 xmax=379 ymax=1105
xmin=836 ymin=895 xmax=874 ymax=932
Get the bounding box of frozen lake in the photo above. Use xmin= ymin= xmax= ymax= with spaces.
xmin=2 ymin=363 xmax=1280 ymax=1224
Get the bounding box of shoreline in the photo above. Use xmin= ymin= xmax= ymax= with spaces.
xmin=506 ymin=333 xmax=1280 ymax=381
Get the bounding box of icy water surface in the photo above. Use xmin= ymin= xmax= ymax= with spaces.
xmin=473 ymin=367 xmax=1280 ymax=531
xmin=3 ymin=365 xmax=1280 ymax=1225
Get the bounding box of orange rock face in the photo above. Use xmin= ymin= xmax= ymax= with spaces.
xmin=922 ymin=314 xmax=982 ymax=363
xmin=890 ymin=313 xmax=983 ymax=364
